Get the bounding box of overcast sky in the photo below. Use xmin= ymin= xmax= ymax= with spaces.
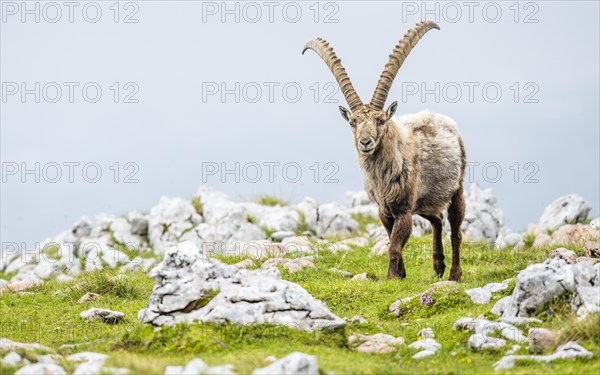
xmin=1 ymin=1 xmax=599 ymax=248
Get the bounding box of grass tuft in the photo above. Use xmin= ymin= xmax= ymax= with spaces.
xmin=256 ymin=195 xmax=288 ymax=207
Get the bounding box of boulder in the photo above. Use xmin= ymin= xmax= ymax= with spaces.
xmin=418 ymin=328 xmax=435 ymax=339
xmin=464 ymin=288 xmax=493 ymax=304
xmin=349 ymin=333 xmax=404 ymax=353
xmin=532 ymin=233 xmax=552 ymax=249
xmin=138 ymin=241 xmax=345 ymax=331
xmin=0 ymin=278 xmax=37 ymax=295
xmin=584 ymin=242 xmax=600 ymax=258
xmin=490 ymin=296 xmax=511 ymax=316
xmin=501 ymin=259 xmax=574 ymax=318
xmin=550 ymin=224 xmax=599 ymax=246
xmin=296 ymin=197 xmax=318 ymax=233
xmin=468 ymin=333 xmax=506 ymax=351
xmin=408 ymin=338 xmax=442 ymax=352
xmin=80 ymin=308 xmax=125 ymax=324
xmin=67 ymin=352 xmax=108 ymax=363
xmin=148 ymin=197 xmax=204 ymax=253
xmin=350 ymin=315 xmax=367 ymax=324
xmin=73 ymin=361 xmax=103 ymax=375
xmin=528 ymin=328 xmax=558 ymax=353
xmin=539 ymin=195 xmax=592 ymax=231
xmin=15 ymin=364 xmax=66 ymax=375
xmin=2 ymin=352 xmax=23 ymax=367
xmin=459 ymin=183 xmax=507 ymax=242
xmin=271 ymin=231 xmax=296 ymax=242
xmin=203 ymin=240 xmax=283 ymax=259
xmin=483 ymin=282 xmax=510 ymax=293
xmin=351 ymin=273 xmax=369 ymax=281
xmin=234 ymin=259 xmax=255 ymax=269
xmin=371 ymin=239 xmax=389 ymax=256
xmin=0 ymin=338 xmax=53 ymax=352
xmin=453 ymin=317 xmax=527 ymax=343
xmin=346 ymin=191 xmax=372 ymax=208
xmin=78 ymin=292 xmax=101 ymax=304
xmin=239 ymin=202 xmax=300 ymax=233
xmin=338 ymin=237 xmax=369 ymax=248
xmin=412 ymin=350 xmax=436 ymax=359
xmin=314 ymin=203 xmax=358 ymax=238
xmin=261 ymin=258 xmax=315 ymax=274
xmin=499 ymin=258 xmax=599 ymax=320
xmin=494 ymin=342 xmax=593 ymax=370
xmin=495 ymin=231 xmax=522 ymax=249
xmin=570 ymin=261 xmax=600 ymax=319
xmin=110 ymin=218 xmax=143 ymax=248
xmin=252 ymin=352 xmax=318 ymax=375
xmin=548 ymin=248 xmax=578 ymax=264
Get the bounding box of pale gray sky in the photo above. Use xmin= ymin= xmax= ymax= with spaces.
xmin=1 ymin=1 xmax=599 ymax=247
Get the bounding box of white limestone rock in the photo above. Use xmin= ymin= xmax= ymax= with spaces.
xmin=465 ymin=288 xmax=493 ymax=304
xmin=80 ymin=308 xmax=125 ymax=324
xmin=315 ymin=202 xmax=359 ymax=238
xmin=261 ymin=258 xmax=315 ymax=274
xmin=0 ymin=338 xmax=52 ymax=352
xmin=501 ymin=259 xmax=574 ymax=318
xmin=2 ymin=352 xmax=23 ymax=367
xmin=148 ymin=197 xmax=203 ymax=253
xmin=252 ymin=352 xmax=318 ymax=375
xmin=349 ymin=333 xmax=404 ymax=354
xmin=459 ymin=183 xmax=507 ymax=242
xmin=494 ymin=341 xmax=593 ymax=370
xmin=15 ymin=364 xmax=67 ymax=375
xmin=408 ymin=338 xmax=442 ymax=352
xmin=539 ymin=194 xmax=592 ymax=232
xmin=139 ymin=241 xmax=345 ymax=331
xmin=468 ymin=333 xmax=506 ymax=351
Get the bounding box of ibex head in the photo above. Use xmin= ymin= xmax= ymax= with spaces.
xmin=302 ymin=21 xmax=439 ymax=156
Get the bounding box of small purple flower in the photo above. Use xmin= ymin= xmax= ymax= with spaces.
xmin=419 ymin=293 xmax=434 ymax=306
xmin=213 ymin=337 xmax=226 ymax=348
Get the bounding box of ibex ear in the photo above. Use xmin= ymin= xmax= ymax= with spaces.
xmin=339 ymin=106 xmax=351 ymax=122
xmin=386 ymin=101 xmax=398 ymax=120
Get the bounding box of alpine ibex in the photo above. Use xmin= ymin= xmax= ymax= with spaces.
xmin=303 ymin=21 xmax=466 ymax=281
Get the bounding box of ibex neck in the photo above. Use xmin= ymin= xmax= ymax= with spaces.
xmin=359 ymin=119 xmax=405 ymax=172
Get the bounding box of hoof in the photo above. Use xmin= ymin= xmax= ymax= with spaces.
xmin=434 ymin=263 xmax=446 ymax=278
xmin=387 ymin=271 xmax=406 ymax=280
xmin=448 ymin=268 xmax=462 ymax=281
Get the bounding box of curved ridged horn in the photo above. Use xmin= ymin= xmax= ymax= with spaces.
xmin=370 ymin=21 xmax=440 ymax=110
xmin=302 ymin=38 xmax=363 ymax=111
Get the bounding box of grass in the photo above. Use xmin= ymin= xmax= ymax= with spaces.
xmin=294 ymin=211 xmax=313 ymax=235
xmin=1 ymin=236 xmax=598 ymax=375
xmin=260 ymin=226 xmax=277 ymax=239
xmin=351 ymin=213 xmax=381 ymax=233
xmin=255 ymin=195 xmax=288 ymax=207
xmin=191 ymin=196 xmax=203 ymax=216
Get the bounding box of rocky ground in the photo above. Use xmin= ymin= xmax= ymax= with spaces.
xmin=0 ymin=184 xmax=598 ymax=374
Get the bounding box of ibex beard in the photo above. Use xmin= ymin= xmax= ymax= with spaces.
xmin=303 ymin=21 xmax=466 ymax=281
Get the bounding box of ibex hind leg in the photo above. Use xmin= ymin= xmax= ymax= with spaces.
xmin=447 ymin=187 xmax=465 ymax=281
xmin=420 ymin=214 xmax=445 ymax=278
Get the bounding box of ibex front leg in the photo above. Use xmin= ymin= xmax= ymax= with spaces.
xmin=387 ymin=214 xmax=412 ymax=279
